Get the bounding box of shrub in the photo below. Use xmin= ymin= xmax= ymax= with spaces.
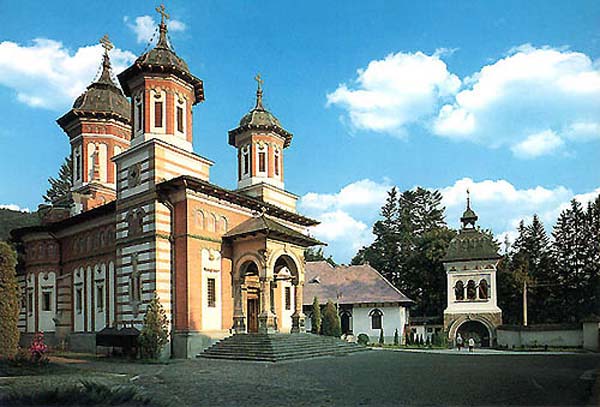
xmin=378 ymin=329 xmax=384 ymax=345
xmin=311 ymin=297 xmax=321 ymax=334
xmin=394 ymin=329 xmax=399 ymax=346
xmin=0 ymin=241 xmax=19 ymax=359
xmin=138 ymin=293 xmax=169 ymax=359
xmin=321 ymin=300 xmax=342 ymax=337
xmin=357 ymin=333 xmax=369 ymax=346
xmin=425 ymin=336 xmax=431 ymax=347
xmin=29 ymin=332 xmax=49 ymax=364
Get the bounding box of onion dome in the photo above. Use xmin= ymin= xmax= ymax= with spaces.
xmin=57 ymin=37 xmax=130 ymax=130
xmin=228 ymin=75 xmax=293 ymax=147
xmin=443 ymin=193 xmax=500 ymax=262
xmin=117 ymin=7 xmax=204 ymax=104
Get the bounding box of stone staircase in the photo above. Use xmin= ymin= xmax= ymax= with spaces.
xmin=199 ymin=333 xmax=369 ymax=362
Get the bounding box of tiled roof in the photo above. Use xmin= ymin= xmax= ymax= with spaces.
xmin=223 ymin=215 xmax=323 ymax=247
xmin=303 ymin=261 xmax=413 ymax=306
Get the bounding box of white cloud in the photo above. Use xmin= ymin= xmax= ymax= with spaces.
xmin=326 ymin=50 xmax=460 ymax=135
xmin=510 ymin=130 xmax=565 ymax=158
xmin=0 ymin=39 xmax=135 ymax=110
xmin=329 ymin=45 xmax=600 ymax=157
xmin=0 ymin=204 xmax=30 ymax=212
xmin=301 ymin=179 xmax=391 ymax=212
xmin=124 ymin=15 xmax=187 ymax=44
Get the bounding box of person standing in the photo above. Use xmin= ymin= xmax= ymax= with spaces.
xmin=468 ymin=337 xmax=475 ymax=352
xmin=456 ymin=333 xmax=463 ymax=351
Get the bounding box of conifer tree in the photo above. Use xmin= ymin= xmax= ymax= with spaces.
xmin=138 ymin=293 xmax=169 ymax=359
xmin=43 ymin=156 xmax=73 ymax=204
xmin=379 ymin=328 xmax=384 ymax=345
xmin=311 ymin=297 xmax=321 ymax=334
xmin=394 ymin=328 xmax=399 ymax=345
xmin=321 ymin=300 xmax=341 ymax=337
xmin=0 ymin=242 xmax=20 ymax=359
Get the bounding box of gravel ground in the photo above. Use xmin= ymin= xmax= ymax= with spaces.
xmin=1 ymin=350 xmax=598 ymax=406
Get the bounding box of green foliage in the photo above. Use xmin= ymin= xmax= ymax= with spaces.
xmin=2 ymin=380 xmax=154 ymax=406
xmin=0 ymin=209 xmax=40 ymax=241
xmin=43 ymin=156 xmax=73 ymax=205
xmin=393 ymin=328 xmax=399 ymax=345
xmin=378 ymin=329 xmax=384 ymax=345
xmin=357 ymin=333 xmax=369 ymax=345
xmin=311 ymin=297 xmax=321 ymax=334
xmin=0 ymin=242 xmax=19 ymax=359
xmin=425 ymin=336 xmax=431 ymax=347
xmin=138 ymin=293 xmax=169 ymax=359
xmin=305 ymin=247 xmax=336 ymax=266
xmin=321 ymin=300 xmax=341 ymax=337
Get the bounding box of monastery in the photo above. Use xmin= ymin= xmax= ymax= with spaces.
xmin=12 ymin=7 xmax=324 ymax=358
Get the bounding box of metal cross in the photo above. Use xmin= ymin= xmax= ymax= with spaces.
xmin=254 ymin=73 xmax=264 ymax=90
xmin=99 ymin=34 xmax=113 ymax=53
xmin=156 ymin=4 xmax=170 ymax=24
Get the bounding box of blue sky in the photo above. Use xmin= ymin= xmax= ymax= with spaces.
xmin=1 ymin=1 xmax=599 ymax=262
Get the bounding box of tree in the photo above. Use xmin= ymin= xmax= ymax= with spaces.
xmin=43 ymin=156 xmax=72 ymax=205
xmin=311 ymin=297 xmax=321 ymax=334
xmin=379 ymin=328 xmax=384 ymax=345
xmin=393 ymin=328 xmax=399 ymax=345
xmin=305 ymin=247 xmax=336 ymax=266
xmin=321 ymin=300 xmax=341 ymax=337
xmin=138 ymin=293 xmax=169 ymax=359
xmin=0 ymin=241 xmax=20 ymax=359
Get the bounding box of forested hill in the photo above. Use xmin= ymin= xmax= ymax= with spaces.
xmin=0 ymin=209 xmax=40 ymax=241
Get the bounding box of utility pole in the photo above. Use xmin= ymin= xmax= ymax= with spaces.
xmin=523 ymin=280 xmax=528 ymax=327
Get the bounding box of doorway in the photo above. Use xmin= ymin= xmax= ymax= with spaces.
xmin=247 ymin=298 xmax=259 ymax=333
xmin=457 ymin=320 xmax=491 ymax=347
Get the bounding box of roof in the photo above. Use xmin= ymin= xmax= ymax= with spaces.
xmin=443 ymin=227 xmax=501 ymax=263
xmin=228 ymin=87 xmax=293 ymax=148
xmin=156 ymin=175 xmax=319 ymax=227
xmin=303 ymin=261 xmax=413 ymax=306
xmin=118 ymin=21 xmax=204 ymax=104
xmin=223 ymin=215 xmax=323 ymax=247
xmin=57 ymin=51 xmax=130 ymax=129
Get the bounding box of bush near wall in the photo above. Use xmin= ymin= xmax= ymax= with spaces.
xmin=0 ymin=241 xmax=19 ymax=359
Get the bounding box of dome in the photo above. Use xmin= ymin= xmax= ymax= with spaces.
xmin=239 ymin=106 xmax=282 ymax=128
xmin=134 ymin=23 xmax=190 ymax=73
xmin=443 ymin=228 xmax=500 ymax=262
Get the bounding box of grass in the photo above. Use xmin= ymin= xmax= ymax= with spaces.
xmin=1 ymin=380 xmax=158 ymax=406
xmin=0 ymin=359 xmax=75 ymax=377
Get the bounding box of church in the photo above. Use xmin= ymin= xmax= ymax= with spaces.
xmin=12 ymin=7 xmax=324 ymax=358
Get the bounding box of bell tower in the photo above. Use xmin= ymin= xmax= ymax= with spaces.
xmin=57 ymin=35 xmax=131 ymax=214
xmin=228 ymin=75 xmax=298 ymax=212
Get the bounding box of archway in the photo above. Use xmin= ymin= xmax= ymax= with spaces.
xmin=340 ymin=310 xmax=352 ymax=335
xmin=457 ymin=320 xmax=491 ymax=347
xmin=240 ymin=260 xmax=260 ymax=333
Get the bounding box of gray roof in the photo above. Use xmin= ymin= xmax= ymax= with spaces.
xmin=303 ymin=261 xmax=413 ymax=306
xmin=222 ymin=215 xmax=323 ymax=247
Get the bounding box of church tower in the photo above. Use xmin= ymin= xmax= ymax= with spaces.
xmin=57 ymin=35 xmax=131 ymax=213
xmin=442 ymin=192 xmax=503 ymax=347
xmin=228 ymin=76 xmax=298 ymax=212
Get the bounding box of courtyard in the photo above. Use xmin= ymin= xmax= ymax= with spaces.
xmin=1 ymin=349 xmax=598 ymax=406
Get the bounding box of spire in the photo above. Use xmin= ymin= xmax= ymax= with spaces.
xmin=460 ymin=188 xmax=478 ymax=229
xmin=97 ymin=34 xmax=116 ymax=85
xmin=155 ymin=4 xmax=171 ymax=49
xmin=254 ymin=73 xmax=265 ymax=110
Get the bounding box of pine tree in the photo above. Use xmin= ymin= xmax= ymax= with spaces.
xmin=0 ymin=242 xmax=20 ymax=359
xmin=138 ymin=293 xmax=169 ymax=359
xmin=311 ymin=297 xmax=321 ymax=334
xmin=43 ymin=156 xmax=73 ymax=205
xmin=304 ymin=247 xmax=336 ymax=266
xmin=321 ymin=300 xmax=341 ymax=337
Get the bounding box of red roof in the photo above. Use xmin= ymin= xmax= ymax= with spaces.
xmin=303 ymin=261 xmax=413 ymax=306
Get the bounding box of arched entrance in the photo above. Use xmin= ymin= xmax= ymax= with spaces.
xmin=457 ymin=320 xmax=491 ymax=347
xmin=240 ymin=260 xmax=260 ymax=333
xmin=340 ymin=310 xmax=352 ymax=335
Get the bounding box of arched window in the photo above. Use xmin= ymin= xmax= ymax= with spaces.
xmin=274 ymin=147 xmax=280 ymax=177
xmin=241 ymin=145 xmax=250 ymax=177
xmin=455 ymin=280 xmax=464 ymax=301
xmin=369 ymin=308 xmax=383 ymax=330
xmin=207 ymin=213 xmax=217 ymax=232
xmin=196 ymin=210 xmax=205 ymax=229
xmin=478 ymin=279 xmax=489 ymax=300
xmin=134 ymin=93 xmax=144 ymax=134
xmin=220 ymin=216 xmax=228 ymax=233
xmin=257 ymin=143 xmax=267 ymax=175
xmin=467 ymin=280 xmax=476 ymax=300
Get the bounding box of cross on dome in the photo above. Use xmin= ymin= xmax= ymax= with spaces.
xmin=254 ymin=73 xmax=264 ymax=91
xmin=156 ymin=4 xmax=170 ymax=25
xmin=99 ymin=34 xmax=113 ymax=53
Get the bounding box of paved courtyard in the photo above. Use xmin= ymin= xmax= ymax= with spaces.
xmin=2 ymin=350 xmax=598 ymax=406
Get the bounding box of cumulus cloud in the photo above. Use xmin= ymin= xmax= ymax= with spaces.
xmin=124 ymin=15 xmax=187 ymax=44
xmin=301 ymin=176 xmax=599 ymax=263
xmin=0 ymin=204 xmax=30 ymax=212
xmin=326 ymin=50 xmax=460 ymax=135
xmin=329 ymin=44 xmax=600 ymax=157
xmin=0 ymin=39 xmax=135 ymax=110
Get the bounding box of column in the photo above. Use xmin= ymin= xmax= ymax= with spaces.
xmin=291 ymin=282 xmax=306 ymax=333
xmin=232 ymin=282 xmax=246 ymax=333
xmin=258 ymin=277 xmax=277 ymax=334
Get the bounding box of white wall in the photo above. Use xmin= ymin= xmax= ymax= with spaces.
xmin=279 ymin=280 xmax=295 ymax=333
xmin=37 ymin=271 xmax=56 ymax=332
xmin=353 ymin=305 xmax=407 ymax=342
xmin=498 ymin=328 xmax=583 ymax=348
xmin=201 ymin=248 xmax=222 ymax=331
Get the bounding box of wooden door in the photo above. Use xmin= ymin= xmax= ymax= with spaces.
xmin=247 ymin=298 xmax=259 ymax=333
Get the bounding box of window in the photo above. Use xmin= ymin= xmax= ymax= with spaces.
xmin=220 ymin=216 xmax=228 ymax=233
xmin=285 ymin=286 xmax=291 ymax=310
xmin=370 ymin=309 xmax=383 ymax=330
xmin=478 ymin=279 xmax=489 ymax=300
xmin=242 ymin=146 xmax=250 ymax=175
xmin=467 ymin=280 xmax=476 ymax=300
xmin=207 ymin=278 xmax=216 ymax=307
xmin=177 ymin=106 xmax=184 ymax=133
xmin=96 ymin=285 xmax=104 ymax=310
xmin=74 ymin=148 xmax=81 ymax=181
xmin=274 ymin=149 xmax=280 ymax=176
xmin=455 ymin=280 xmax=464 ymax=301
xmin=76 ymin=288 xmax=83 ymax=313
xmin=154 ymin=101 xmax=163 ymax=127
xmin=42 ymin=291 xmax=51 ymax=311
xmin=134 ymin=94 xmax=144 ymax=133
xmin=259 ymin=151 xmax=266 ymax=173
xmin=27 ymin=291 xmax=33 ymax=315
